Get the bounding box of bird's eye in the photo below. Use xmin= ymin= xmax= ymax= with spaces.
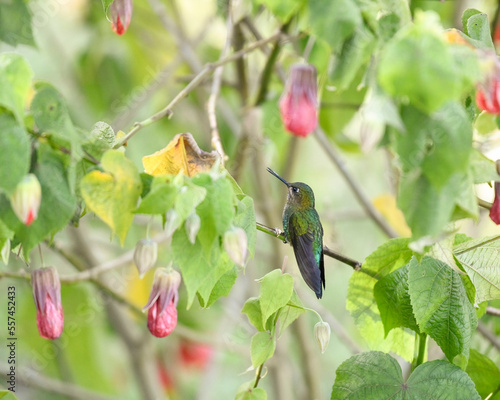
xmin=292 ymin=187 xmax=300 ymax=193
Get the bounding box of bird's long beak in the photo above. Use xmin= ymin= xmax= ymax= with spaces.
xmin=267 ymin=167 xmax=290 ymax=187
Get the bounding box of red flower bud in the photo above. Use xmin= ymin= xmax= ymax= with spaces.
xmin=490 ymin=160 xmax=500 ymax=225
xmin=143 ymin=268 xmax=181 ymax=338
xmin=31 ymin=267 xmax=64 ymax=340
xmin=476 ymin=51 xmax=500 ymax=114
xmin=279 ymin=64 xmax=318 ymax=137
xmin=109 ymin=0 xmax=132 ymax=35
xmin=10 ymin=174 xmax=41 ymax=226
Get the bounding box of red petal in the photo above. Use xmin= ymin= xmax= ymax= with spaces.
xmin=147 ymin=300 xmax=177 ymax=338
xmin=112 ymin=15 xmax=125 ymax=35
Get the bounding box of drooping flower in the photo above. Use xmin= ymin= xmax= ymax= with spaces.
xmin=314 ymin=321 xmax=331 ymax=354
xmin=31 ymin=267 xmax=64 ymax=340
xmin=279 ymin=64 xmax=318 ymax=137
xmin=476 ymin=51 xmax=500 ymax=114
xmin=490 ymin=160 xmax=500 ymax=225
xmin=134 ymin=238 xmax=158 ymax=278
xmin=109 ymin=0 xmax=133 ymax=36
xmin=143 ymin=268 xmax=181 ymax=338
xmin=223 ymin=227 xmax=248 ymax=268
xmin=10 ymin=174 xmax=41 ymax=226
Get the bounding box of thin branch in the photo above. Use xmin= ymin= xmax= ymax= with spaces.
xmin=314 ymin=127 xmax=399 ymax=239
xmin=253 ymin=363 xmax=265 ymax=388
xmin=486 ymin=306 xmax=500 ymax=317
xmin=113 ymin=32 xmax=286 ymax=149
xmin=0 ymin=363 xmax=122 ymax=400
xmin=477 ymin=321 xmax=500 ymax=351
xmin=256 ymin=222 xmax=363 ymax=270
xmin=207 ymin=1 xmax=234 ymax=164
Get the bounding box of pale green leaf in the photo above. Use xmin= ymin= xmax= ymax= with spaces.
xmin=235 ymin=383 xmax=267 ymax=400
xmin=466 ymin=349 xmax=500 ymax=399
xmin=80 ymin=150 xmax=142 ymax=245
xmin=242 ymin=298 xmax=265 ymax=332
xmin=205 ymin=266 xmax=238 ymax=308
xmin=259 ymin=269 xmax=294 ymax=326
xmin=278 ymin=291 xmax=305 ymax=334
xmin=250 ymin=332 xmax=276 ymax=368
xmin=470 ymin=149 xmax=500 ymax=184
xmin=0 ymin=0 xmax=35 ymax=47
xmin=135 ymin=176 xmax=177 ymax=215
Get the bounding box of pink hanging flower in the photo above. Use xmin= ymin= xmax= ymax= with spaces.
xmin=143 ymin=268 xmax=181 ymax=338
xmin=10 ymin=174 xmax=41 ymax=226
xmin=279 ymin=64 xmax=318 ymax=137
xmin=476 ymin=51 xmax=500 ymax=114
xmin=109 ymin=0 xmax=133 ymax=35
xmin=31 ymin=267 xmax=64 ymax=340
xmin=490 ymin=160 xmax=500 ymax=224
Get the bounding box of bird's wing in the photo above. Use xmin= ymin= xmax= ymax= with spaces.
xmin=289 ymin=213 xmax=323 ymax=299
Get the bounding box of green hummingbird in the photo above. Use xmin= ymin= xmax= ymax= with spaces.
xmin=267 ymin=168 xmax=325 ymax=299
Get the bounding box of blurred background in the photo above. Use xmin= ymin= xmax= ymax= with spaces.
xmin=1 ymin=0 xmax=500 ymax=399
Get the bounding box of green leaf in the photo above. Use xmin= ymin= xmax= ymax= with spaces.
xmin=378 ymin=12 xmax=468 ymax=113
xmin=470 ymin=149 xmax=500 ymax=184
xmin=466 ymin=13 xmax=494 ymax=49
xmin=331 ymin=352 xmax=481 ymax=400
xmin=242 ymin=298 xmax=265 ymax=332
xmin=83 ymin=121 xmax=115 ymax=160
xmin=346 ymin=238 xmax=414 ymax=360
xmin=135 ymin=176 xmax=177 ymax=215
xmin=278 ymin=291 xmax=305 ymax=334
xmin=175 ymin=180 xmax=207 ymax=220
xmin=307 ymin=0 xmax=362 ymax=53
xmin=80 ymin=150 xmax=142 ymax=245
xmin=259 ymin=269 xmax=294 ymax=326
xmin=466 ymin=349 xmax=500 ymax=399
xmin=0 ymin=391 xmax=20 ymax=399
xmin=234 ymin=195 xmax=256 ymax=258
xmin=454 ymin=235 xmax=500 ymax=305
xmin=0 ymin=219 xmax=14 ymax=256
xmin=0 ymin=114 xmax=30 ymax=194
xmin=196 ymin=251 xmax=233 ymax=307
xmin=235 ymin=383 xmax=267 ymax=400
xmin=101 ymin=0 xmax=114 ymax=14
xmin=255 ymin=0 xmax=305 ymax=21
xmin=0 ymin=53 xmax=33 ymax=124
xmin=205 ymin=266 xmax=238 ymax=308
xmin=0 ymin=144 xmax=77 ymax=258
xmin=0 ymin=0 xmax=35 ymax=47
xmin=408 ymin=257 xmax=477 ymax=363
xmin=374 ymin=264 xmax=420 ymax=336
xmin=250 ymin=332 xmax=276 ymax=367
xmin=462 ymin=9 xmax=482 ymax=36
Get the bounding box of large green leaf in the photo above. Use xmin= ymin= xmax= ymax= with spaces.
xmin=80 ymin=150 xmax=142 ymax=245
xmin=378 ymin=12 xmax=470 ymax=113
xmin=307 ymin=0 xmax=362 ymax=53
xmin=259 ymin=269 xmax=294 ymax=326
xmin=408 ymin=257 xmax=477 ymax=364
xmin=0 ymin=53 xmax=33 ymax=124
xmin=330 ymin=352 xmax=480 ymax=400
xmin=454 ymin=235 xmax=500 ymax=305
xmin=0 ymin=0 xmax=34 ymax=47
xmin=135 ymin=176 xmax=177 ymax=214
xmin=346 ymin=238 xmax=414 ymax=360
xmin=204 ymin=266 xmax=238 ymax=308
xmin=0 ymin=114 xmax=30 ymax=195
xmin=466 ymin=349 xmax=500 ymax=400
xmin=374 ymin=263 xmax=419 ymax=336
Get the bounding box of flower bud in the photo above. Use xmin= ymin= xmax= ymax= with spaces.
xmin=134 ymin=238 xmax=158 ymax=278
xmin=31 ymin=267 xmax=64 ymax=340
xmin=109 ymin=0 xmax=133 ymax=35
xmin=314 ymin=321 xmax=331 ymax=354
xmin=279 ymin=64 xmax=318 ymax=137
xmin=165 ymin=209 xmax=182 ymax=239
xmin=143 ymin=268 xmax=181 ymax=338
xmin=10 ymin=174 xmax=41 ymax=226
xmin=223 ymin=227 xmax=248 ymax=267
xmin=185 ymin=213 xmax=201 ymax=244
xmin=490 ymin=160 xmax=500 ymax=225
xmin=476 ymin=51 xmax=500 ymax=114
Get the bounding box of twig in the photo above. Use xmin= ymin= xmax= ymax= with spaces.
xmin=256 ymin=222 xmax=362 ymax=270
xmin=478 ymin=197 xmax=493 ymax=209
xmin=0 ymin=363 xmax=122 ymax=400
xmin=314 ymin=127 xmax=399 ymax=239
xmin=477 ymin=321 xmax=500 ymax=351
xmin=293 ymin=316 xmax=320 ymax=399
xmin=486 ymin=306 xmax=500 ymax=317
xmin=253 ymin=364 xmax=265 ymax=388
xmin=113 ymin=32 xmax=285 ymax=149
xmin=207 ymin=1 xmax=234 ymax=164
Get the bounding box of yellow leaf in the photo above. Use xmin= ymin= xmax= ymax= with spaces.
xmin=81 ymin=150 xmax=142 ymax=245
xmin=373 ymin=194 xmax=411 ymax=237
xmin=142 ymin=133 xmax=219 ymax=177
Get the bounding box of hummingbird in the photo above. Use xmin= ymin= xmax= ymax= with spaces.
xmin=267 ymin=167 xmax=325 ymax=299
